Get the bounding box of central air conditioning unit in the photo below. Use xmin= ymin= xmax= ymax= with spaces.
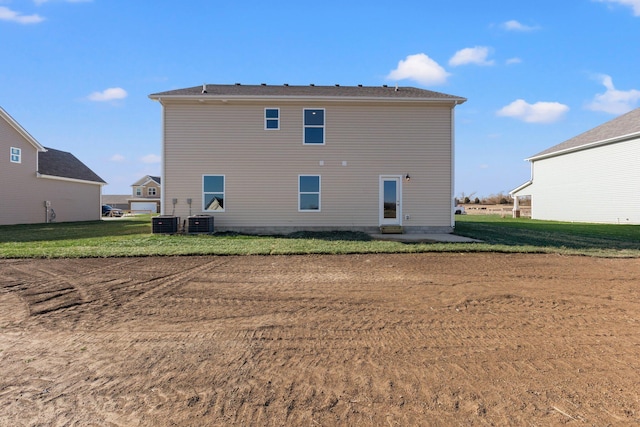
xmin=152 ymin=216 xmax=179 ymax=234
xmin=188 ymin=215 xmax=214 ymax=234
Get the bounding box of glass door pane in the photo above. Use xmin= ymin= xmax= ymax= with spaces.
xmin=383 ymin=180 xmax=397 ymax=219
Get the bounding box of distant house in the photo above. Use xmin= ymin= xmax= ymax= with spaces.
xmin=511 ymin=107 xmax=640 ymax=224
xmin=129 ymin=175 xmax=161 ymax=213
xmin=0 ymin=107 xmax=105 ymax=225
xmin=149 ymin=83 xmax=466 ymax=234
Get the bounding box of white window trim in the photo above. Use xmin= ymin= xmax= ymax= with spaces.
xmin=298 ymin=174 xmax=321 ymax=212
xmin=302 ymin=108 xmax=325 ymax=145
xmin=147 ymin=187 xmax=157 ymax=196
xmin=264 ymin=108 xmax=280 ymax=130
xmin=135 ymin=187 xmax=142 ymax=196
xmin=202 ymin=174 xmax=226 ymax=212
xmin=10 ymin=147 xmax=21 ymax=164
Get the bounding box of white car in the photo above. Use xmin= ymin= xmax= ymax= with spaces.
xmin=454 ymin=206 xmax=466 ymax=215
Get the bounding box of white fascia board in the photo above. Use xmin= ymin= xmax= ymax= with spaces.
xmin=510 ymin=180 xmax=533 ymax=196
xmin=37 ymin=173 xmax=105 ymax=186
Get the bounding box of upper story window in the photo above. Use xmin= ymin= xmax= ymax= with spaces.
xmin=265 ymin=108 xmax=279 ymax=130
xmin=203 ymin=175 xmax=225 ymax=212
xmin=10 ymin=147 xmax=21 ymax=163
xmin=135 ymin=187 xmax=142 ymax=196
xmin=148 ymin=187 xmax=157 ymax=196
xmin=299 ymin=175 xmax=321 ymax=211
xmin=303 ymin=109 xmax=325 ymax=144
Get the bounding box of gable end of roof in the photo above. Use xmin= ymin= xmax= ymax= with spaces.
xmin=0 ymin=107 xmax=46 ymax=152
xmin=529 ymin=107 xmax=640 ymax=160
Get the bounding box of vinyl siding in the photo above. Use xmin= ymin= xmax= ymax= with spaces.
xmin=0 ymin=116 xmax=102 ymax=225
xmin=162 ymin=100 xmax=455 ymax=232
xmin=528 ymin=137 xmax=640 ymax=224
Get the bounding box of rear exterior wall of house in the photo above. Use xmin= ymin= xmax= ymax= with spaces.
xmin=161 ymin=100 xmax=455 ymax=233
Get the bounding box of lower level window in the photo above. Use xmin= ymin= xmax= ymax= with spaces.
xmin=203 ymin=175 xmax=225 ymax=211
xmin=299 ymin=175 xmax=320 ymax=211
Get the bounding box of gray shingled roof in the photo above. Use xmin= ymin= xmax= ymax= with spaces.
xmin=39 ymin=147 xmax=105 ymax=184
xmin=150 ymin=83 xmax=466 ymax=102
xmin=530 ymin=107 xmax=640 ymax=159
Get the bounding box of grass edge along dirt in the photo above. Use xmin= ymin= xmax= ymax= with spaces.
xmin=0 ymin=214 xmax=638 ymax=259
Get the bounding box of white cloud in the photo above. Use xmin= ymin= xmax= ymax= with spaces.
xmin=386 ymin=53 xmax=450 ymax=86
xmin=497 ymin=99 xmax=569 ymax=123
xmin=449 ymin=46 xmax=494 ymax=67
xmin=0 ymin=6 xmax=44 ymax=23
xmin=586 ymin=74 xmax=640 ymax=114
xmin=506 ymin=57 xmax=522 ymax=65
xmin=110 ymin=154 xmax=126 ymax=162
xmin=501 ymin=20 xmax=540 ymax=31
xmin=88 ymin=87 xmax=128 ymax=102
xmin=141 ymin=154 xmax=161 ymax=164
xmin=595 ymin=0 xmax=640 ymax=16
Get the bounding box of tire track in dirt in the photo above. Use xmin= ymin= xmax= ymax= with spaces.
xmin=1 ymin=258 xmax=143 ymax=319
xmin=1 ymin=254 xmax=639 ymax=426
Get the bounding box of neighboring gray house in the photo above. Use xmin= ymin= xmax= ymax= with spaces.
xmin=149 ymin=83 xmax=466 ymax=234
xmin=511 ymin=107 xmax=640 ymax=224
xmin=1 ymin=106 xmax=105 ymax=225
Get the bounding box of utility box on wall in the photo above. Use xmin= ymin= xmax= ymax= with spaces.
xmin=152 ymin=216 xmax=179 ymax=234
xmin=188 ymin=215 xmax=214 ymax=234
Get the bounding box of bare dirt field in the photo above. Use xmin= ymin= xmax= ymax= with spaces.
xmin=1 ymin=253 xmax=639 ymax=426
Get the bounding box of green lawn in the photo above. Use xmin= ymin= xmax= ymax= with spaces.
xmin=0 ymin=214 xmax=638 ymax=259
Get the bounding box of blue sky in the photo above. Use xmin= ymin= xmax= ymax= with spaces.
xmin=2 ymin=0 xmax=640 ymax=197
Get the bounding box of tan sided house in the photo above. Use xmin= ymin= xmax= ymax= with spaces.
xmin=1 ymin=107 xmax=105 ymax=225
xmin=130 ymin=175 xmax=161 ymax=213
xmin=149 ymin=84 xmax=466 ymax=234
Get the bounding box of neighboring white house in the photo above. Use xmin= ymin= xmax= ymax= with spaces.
xmin=0 ymin=106 xmax=106 ymax=225
xmin=511 ymin=107 xmax=640 ymax=224
xmin=149 ymin=83 xmax=466 ymax=234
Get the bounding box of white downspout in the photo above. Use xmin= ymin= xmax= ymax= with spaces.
xmin=450 ymin=104 xmax=456 ymax=229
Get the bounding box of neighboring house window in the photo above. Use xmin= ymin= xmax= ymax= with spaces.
xmin=148 ymin=187 xmax=157 ymax=196
xmin=265 ymin=108 xmax=279 ymax=130
xmin=135 ymin=187 xmax=142 ymax=196
xmin=10 ymin=147 xmax=21 ymax=163
xmin=299 ymin=175 xmax=321 ymax=211
xmin=303 ymin=108 xmax=325 ymax=144
xmin=203 ymin=175 xmax=225 ymax=212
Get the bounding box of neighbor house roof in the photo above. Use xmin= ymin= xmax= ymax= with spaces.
xmin=529 ymin=107 xmax=640 ymax=161
xmin=150 ymin=83 xmax=466 ymax=104
xmin=38 ymin=147 xmax=106 ymax=184
xmin=132 ymin=175 xmax=161 ymax=186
